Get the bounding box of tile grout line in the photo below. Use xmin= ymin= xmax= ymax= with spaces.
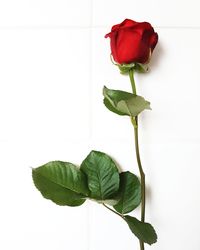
xmin=1 ymin=25 xmax=200 ymax=30
xmin=87 ymin=0 xmax=94 ymax=249
xmin=88 ymin=0 xmax=94 ymax=142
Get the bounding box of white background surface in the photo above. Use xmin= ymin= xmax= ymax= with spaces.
xmin=0 ymin=1 xmax=200 ymax=250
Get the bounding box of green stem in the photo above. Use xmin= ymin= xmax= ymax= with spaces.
xmin=129 ymin=69 xmax=145 ymax=250
xmin=103 ymin=203 xmax=125 ymax=219
xmin=139 ymin=240 xmax=145 ymax=250
xmin=103 ymin=203 xmax=144 ymax=250
xmin=133 ymin=117 xmax=146 ymax=222
xmin=129 ymin=68 xmax=137 ymax=94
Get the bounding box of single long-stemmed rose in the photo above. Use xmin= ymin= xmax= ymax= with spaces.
xmin=31 ymin=18 xmax=158 ymax=250
xmin=105 ymin=18 xmax=158 ymax=250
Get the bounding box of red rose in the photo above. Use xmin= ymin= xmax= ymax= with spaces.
xmin=105 ymin=19 xmax=158 ymax=65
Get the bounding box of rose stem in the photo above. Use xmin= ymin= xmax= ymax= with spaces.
xmin=103 ymin=204 xmax=145 ymax=250
xmin=129 ymin=68 xmax=145 ymax=250
xmin=102 ymin=203 xmax=125 ymax=219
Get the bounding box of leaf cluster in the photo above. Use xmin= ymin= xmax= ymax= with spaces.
xmin=32 ymin=150 xmax=157 ymax=245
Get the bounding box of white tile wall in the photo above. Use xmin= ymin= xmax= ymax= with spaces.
xmin=0 ymin=0 xmax=200 ymax=250
xmin=0 ymin=0 xmax=92 ymax=27
xmin=92 ymin=0 xmax=200 ymax=27
xmin=0 ymin=140 xmax=91 ymax=250
xmin=0 ymin=29 xmax=91 ymax=143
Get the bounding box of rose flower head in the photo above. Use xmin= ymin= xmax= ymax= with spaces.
xmin=105 ymin=19 xmax=158 ymax=73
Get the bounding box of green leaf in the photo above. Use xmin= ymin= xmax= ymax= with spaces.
xmin=125 ymin=216 xmax=157 ymax=245
xmin=118 ymin=63 xmax=135 ymax=74
xmin=103 ymin=86 xmax=151 ymax=117
xmin=97 ymin=198 xmax=119 ymax=206
xmin=32 ymin=161 xmax=89 ymax=206
xmin=32 ymin=170 xmax=85 ymax=206
xmin=113 ymin=171 xmax=141 ymax=214
xmin=134 ymin=63 xmax=149 ymax=73
xmin=115 ymin=62 xmax=148 ymax=74
xmin=80 ymin=150 xmax=120 ymax=200
xmin=103 ymin=98 xmax=125 ymax=116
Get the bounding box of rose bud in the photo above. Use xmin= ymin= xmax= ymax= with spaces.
xmin=105 ymin=19 xmax=158 ymax=66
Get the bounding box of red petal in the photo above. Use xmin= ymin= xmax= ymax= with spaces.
xmin=150 ymin=33 xmax=158 ymax=50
